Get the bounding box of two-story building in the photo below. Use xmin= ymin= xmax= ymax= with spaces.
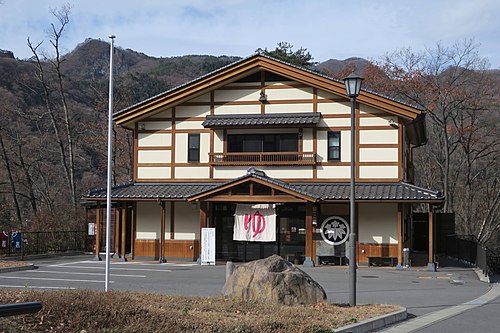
xmin=83 ymin=54 xmax=444 ymax=268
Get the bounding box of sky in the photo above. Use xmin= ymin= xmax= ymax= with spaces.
xmin=1 ymin=0 xmax=499 ymax=68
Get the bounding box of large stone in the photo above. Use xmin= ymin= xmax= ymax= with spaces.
xmin=222 ymin=255 xmax=327 ymax=305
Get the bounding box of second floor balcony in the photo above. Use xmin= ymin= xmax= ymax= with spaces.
xmin=209 ymin=152 xmax=317 ymax=166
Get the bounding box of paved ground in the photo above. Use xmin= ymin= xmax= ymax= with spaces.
xmin=0 ymin=254 xmax=496 ymax=332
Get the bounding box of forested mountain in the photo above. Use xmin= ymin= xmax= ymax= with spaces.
xmin=0 ymin=39 xmax=498 ymax=251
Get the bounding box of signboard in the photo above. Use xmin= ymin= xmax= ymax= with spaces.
xmin=88 ymin=223 xmax=96 ymax=236
xmin=11 ymin=231 xmax=22 ymax=250
xmin=319 ymin=216 xmax=349 ymax=245
xmin=201 ymin=227 xmax=216 ymax=265
xmin=233 ymin=204 xmax=276 ymax=242
xmin=0 ymin=232 xmax=8 ymax=249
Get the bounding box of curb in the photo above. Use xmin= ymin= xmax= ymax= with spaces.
xmin=333 ymin=307 xmax=407 ymax=333
xmin=0 ymin=264 xmax=35 ymax=274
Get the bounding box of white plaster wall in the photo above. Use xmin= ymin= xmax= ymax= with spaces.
xmin=214 ymin=89 xmax=260 ymax=102
xmin=214 ymin=130 xmax=224 ymax=153
xmin=214 ymin=104 xmax=261 ymax=115
xmin=265 ymin=103 xmax=313 ymax=113
xmin=319 ymin=118 xmax=351 ymax=127
xmin=359 ymin=148 xmax=398 ymax=162
xmin=137 ymin=167 xmax=171 ymax=179
xmin=175 ymin=120 xmax=205 ymax=130
xmin=213 ymin=166 xmax=313 ymax=179
xmin=359 ymin=130 xmax=399 ymax=144
xmin=317 ymin=102 xmax=351 ymax=114
xmin=317 ymin=89 xmax=342 ymax=100
xmin=138 ymin=133 xmax=171 ymax=147
xmin=316 ymin=130 xmax=350 ymax=163
xmin=317 ymin=165 xmax=351 ymax=179
xmin=137 ymin=121 xmax=172 ymax=131
xmin=136 ymin=202 xmax=171 ymax=240
xmin=360 ymin=116 xmax=398 ymax=126
xmin=175 ymin=133 xmax=188 ymax=163
xmin=174 ymin=202 xmax=199 ymax=240
xmin=138 ymin=150 xmax=171 ymax=164
xmin=136 ymin=202 xmax=160 ymax=239
xmin=150 ymin=108 xmax=172 ymax=118
xmin=265 ymin=87 xmax=313 ymax=100
xmin=176 ymin=105 xmax=210 ymax=118
xmin=358 ymin=203 xmax=398 ymax=244
xmin=302 ymin=128 xmax=313 ymax=151
xmin=359 ymin=166 xmax=399 ymax=179
xmin=360 ymin=104 xmax=384 ymax=115
xmin=200 ymin=133 xmax=210 ymax=163
xmin=175 ymin=167 xmax=210 ymax=179
xmin=188 ymin=93 xmax=210 ymax=103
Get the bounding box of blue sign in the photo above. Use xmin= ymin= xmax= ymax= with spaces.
xmin=11 ymin=232 xmax=22 ymax=250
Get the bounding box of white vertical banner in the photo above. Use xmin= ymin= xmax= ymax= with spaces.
xmin=201 ymin=227 xmax=216 ymax=265
xmin=233 ymin=204 xmax=276 ymax=242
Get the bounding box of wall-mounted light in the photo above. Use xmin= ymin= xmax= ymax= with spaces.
xmin=259 ymin=91 xmax=267 ymax=102
xmin=388 ymin=119 xmax=399 ymax=128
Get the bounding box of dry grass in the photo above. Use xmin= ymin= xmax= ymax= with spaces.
xmin=0 ymin=261 xmax=31 ymax=269
xmin=0 ymin=289 xmax=398 ymax=333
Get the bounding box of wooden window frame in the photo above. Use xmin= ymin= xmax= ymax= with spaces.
xmin=327 ymin=131 xmax=341 ymax=162
xmin=188 ymin=133 xmax=200 ymax=163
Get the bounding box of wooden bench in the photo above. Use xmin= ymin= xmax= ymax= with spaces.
xmin=317 ymin=255 xmax=346 ymax=266
xmin=367 ymin=256 xmax=397 ymax=267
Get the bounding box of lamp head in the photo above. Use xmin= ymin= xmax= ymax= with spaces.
xmin=343 ymin=71 xmax=364 ymax=98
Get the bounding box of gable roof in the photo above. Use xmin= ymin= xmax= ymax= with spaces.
xmin=113 ymin=53 xmax=423 ymax=127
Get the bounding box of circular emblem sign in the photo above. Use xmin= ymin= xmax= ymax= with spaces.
xmin=320 ymin=216 xmax=350 ymax=245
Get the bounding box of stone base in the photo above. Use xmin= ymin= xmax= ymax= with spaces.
xmin=303 ymin=256 xmax=314 ymax=268
xmin=427 ymin=262 xmax=436 ymax=272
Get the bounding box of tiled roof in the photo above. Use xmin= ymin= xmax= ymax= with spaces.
xmin=290 ymin=182 xmax=443 ymax=201
xmin=83 ymin=172 xmax=443 ymax=203
xmin=202 ymin=112 xmax=321 ymax=128
xmin=83 ymin=182 xmax=219 ymax=200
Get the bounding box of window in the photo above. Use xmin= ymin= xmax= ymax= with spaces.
xmin=227 ymin=134 xmax=298 ymax=152
xmin=328 ymin=131 xmax=341 ymax=161
xmin=188 ymin=134 xmax=200 ymax=162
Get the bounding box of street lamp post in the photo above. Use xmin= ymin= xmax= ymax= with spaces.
xmin=105 ymin=35 xmax=116 ymax=292
xmin=343 ymin=71 xmax=364 ymax=307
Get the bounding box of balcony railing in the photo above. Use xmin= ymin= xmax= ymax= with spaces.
xmin=209 ymin=152 xmax=316 ymax=166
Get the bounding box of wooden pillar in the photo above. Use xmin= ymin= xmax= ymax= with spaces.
xmin=114 ymin=204 xmax=120 ymax=257
xmin=428 ymin=205 xmax=436 ymax=271
xmin=304 ymin=201 xmax=314 ymax=267
xmin=160 ymin=201 xmax=166 ymax=262
xmin=95 ymin=202 xmax=101 ymax=260
xmin=397 ymin=204 xmax=403 ymax=267
xmin=170 ymin=202 xmax=175 ymax=240
xmin=198 ymin=201 xmax=207 ymax=261
xmin=130 ymin=203 xmax=136 ymax=260
xmin=121 ymin=203 xmax=127 ymax=261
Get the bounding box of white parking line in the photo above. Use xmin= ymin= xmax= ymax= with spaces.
xmin=0 ymin=276 xmax=114 ymax=283
xmin=29 ymin=270 xmax=146 ymax=278
xmin=0 ymin=285 xmax=76 ymax=290
xmin=50 ymin=260 xmax=93 ymax=267
xmin=48 ymin=265 xmax=172 ymax=272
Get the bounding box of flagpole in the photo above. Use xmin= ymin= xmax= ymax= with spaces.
xmin=105 ymin=34 xmax=115 ymax=292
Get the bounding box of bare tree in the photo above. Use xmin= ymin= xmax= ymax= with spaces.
xmin=375 ymin=39 xmax=500 ymax=241
xmin=26 ymin=4 xmax=78 ymax=208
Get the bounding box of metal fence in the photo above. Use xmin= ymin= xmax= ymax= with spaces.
xmin=0 ymin=231 xmax=88 ymax=258
xmin=446 ymin=234 xmax=500 ymax=277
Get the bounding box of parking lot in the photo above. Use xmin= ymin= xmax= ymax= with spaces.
xmin=0 ymin=254 xmax=490 ymax=317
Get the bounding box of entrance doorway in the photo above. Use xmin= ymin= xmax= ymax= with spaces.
xmin=214 ymin=203 xmax=305 ymax=262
